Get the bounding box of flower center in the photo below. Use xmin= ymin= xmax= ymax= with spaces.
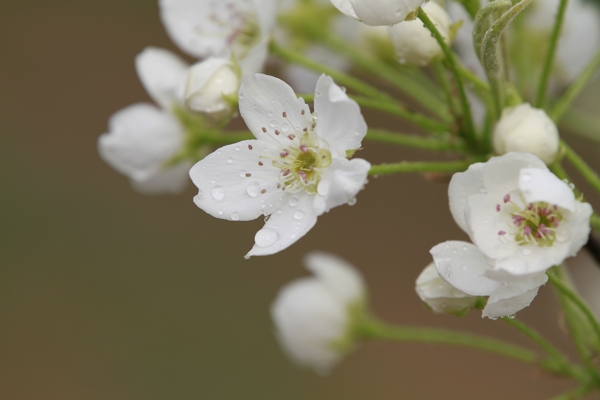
xmin=272 ymin=136 xmax=332 ymax=194
xmin=497 ymin=194 xmax=564 ymax=247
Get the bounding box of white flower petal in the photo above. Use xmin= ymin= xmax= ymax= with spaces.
xmin=239 ymin=74 xmax=313 ymax=147
xmin=238 ymin=36 xmax=269 ymax=76
xmin=252 ymin=0 xmax=277 ymax=36
xmin=190 ymin=140 xmax=286 ymax=220
xmin=314 ymin=157 xmax=370 ymax=216
xmin=348 ymin=0 xmax=424 ymax=26
xmin=416 ymin=263 xmax=477 ymax=314
xmin=185 ymin=57 xmax=239 ymax=117
xmin=430 ymin=241 xmax=501 ymax=296
xmin=448 ymin=161 xmax=485 ymax=233
xmin=483 ymin=152 xmax=547 ymax=199
xmin=482 ymin=273 xmax=547 ymax=319
xmin=518 ymin=168 xmax=576 ymax=212
xmin=304 ymin=252 xmax=365 ymax=304
xmin=246 ymin=194 xmax=317 ymax=257
xmin=493 ymin=243 xmax=569 ymax=276
xmin=131 ymin=161 xmax=192 ymax=194
xmin=98 ymin=103 xmax=184 ymax=181
xmin=271 ymin=278 xmax=346 ymax=373
xmin=314 ymin=75 xmax=367 ymax=157
xmin=135 ymin=47 xmax=189 ymax=108
xmin=466 ymin=193 xmax=518 ymax=259
xmin=330 ymin=0 xmax=359 ymax=19
xmin=566 ymin=202 xmax=593 ymax=256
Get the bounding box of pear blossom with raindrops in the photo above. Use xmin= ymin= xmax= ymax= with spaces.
xmin=189 ymin=73 xmax=370 ymax=257
xmin=96 ymin=0 xmax=600 ymax=396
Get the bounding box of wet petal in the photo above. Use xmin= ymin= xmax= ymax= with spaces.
xmin=314 ymin=157 xmax=370 ymax=216
xmin=483 ymin=152 xmax=547 ymax=199
xmin=135 ymin=47 xmax=189 ymax=108
xmin=518 ymin=168 xmax=576 ymax=212
xmin=239 ymin=74 xmax=313 ymax=148
xmin=482 ymin=273 xmax=547 ymax=319
xmin=314 ymin=75 xmax=367 ymax=157
xmin=448 ymin=161 xmax=485 ymax=233
xmin=430 ymin=241 xmax=501 ymax=296
xmin=190 ymin=140 xmax=286 ymax=220
xmin=246 ymin=194 xmax=317 ymax=257
xmin=304 ymin=252 xmax=365 ymax=303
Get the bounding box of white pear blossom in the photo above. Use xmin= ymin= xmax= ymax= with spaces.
xmin=430 ymin=241 xmax=549 ymax=319
xmin=98 ymin=47 xmax=192 ymax=194
xmin=159 ymin=0 xmax=276 ymax=62
xmin=189 ymin=74 xmax=371 ymax=257
xmin=271 ymin=252 xmax=366 ymax=373
xmin=390 ymin=2 xmax=452 ymax=66
xmin=185 ymin=58 xmax=240 ymax=119
xmin=449 ymin=152 xmax=592 ymax=277
xmin=416 ymin=262 xmax=478 ymax=314
xmin=330 ymin=0 xmax=424 ymax=26
xmin=493 ymin=103 xmax=559 ymax=165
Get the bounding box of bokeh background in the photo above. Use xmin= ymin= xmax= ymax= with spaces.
xmin=3 ymin=1 xmax=600 ymax=399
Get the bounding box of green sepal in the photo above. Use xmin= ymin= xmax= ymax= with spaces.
xmin=449 ymin=20 xmax=464 ymax=44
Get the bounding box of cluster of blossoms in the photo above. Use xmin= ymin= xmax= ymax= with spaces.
xmin=98 ymin=0 xmax=600 ymax=390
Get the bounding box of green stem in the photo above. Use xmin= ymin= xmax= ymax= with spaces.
xmin=269 ymin=41 xmax=393 ymax=104
xmin=536 ymin=0 xmax=569 ymax=108
xmin=433 ymin=61 xmax=459 ymax=117
xmin=358 ymin=317 xmax=538 ymax=364
xmin=591 ymin=214 xmax=600 ymax=232
xmin=561 ymin=108 xmax=600 ymax=144
xmin=503 ymin=317 xmax=584 ymax=380
xmin=547 ymin=270 xmax=600 ymax=344
xmin=551 ymin=49 xmax=600 ymax=122
xmin=318 ymin=32 xmax=452 ymax=122
xmin=418 ymin=9 xmax=477 ymax=146
xmin=366 ymin=129 xmax=467 ymax=152
xmin=561 ymin=141 xmax=600 ymax=196
xmin=368 ymin=157 xmax=483 ymax=176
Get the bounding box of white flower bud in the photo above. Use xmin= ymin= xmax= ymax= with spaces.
xmin=270 ymin=252 xmax=366 ymax=374
xmin=330 ymin=0 xmax=424 ymax=26
xmin=185 ymin=58 xmax=240 ymax=120
xmin=493 ymin=103 xmax=559 ymax=165
xmin=389 ymin=2 xmax=452 ymax=66
xmin=416 ymin=263 xmax=478 ymax=315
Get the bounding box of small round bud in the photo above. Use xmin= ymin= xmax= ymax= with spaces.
xmin=271 ymin=252 xmax=366 ymax=374
xmin=493 ymin=103 xmax=559 ymax=165
xmin=389 ymin=2 xmax=452 ymax=66
xmin=416 ymin=263 xmax=478 ymax=315
xmin=185 ymin=58 xmax=240 ymax=120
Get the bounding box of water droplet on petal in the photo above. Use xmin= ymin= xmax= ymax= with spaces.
xmin=231 ymin=212 xmax=240 ymax=221
xmin=281 ymin=123 xmax=290 ymax=133
xmin=254 ymin=228 xmax=278 ymax=248
xmin=522 ymin=248 xmax=532 ymax=256
xmin=288 ymin=196 xmax=299 ymax=207
xmin=347 ymin=197 xmax=357 ymax=206
xmin=290 ymin=233 xmax=297 ymax=240
xmin=246 ymin=182 xmax=260 ymax=197
xmin=239 ymin=169 xmax=247 ymax=177
xmin=211 ymin=186 xmax=225 ymax=201
xmin=293 ymin=210 xmax=305 ymax=220
xmin=227 ymin=157 xmax=233 ymax=164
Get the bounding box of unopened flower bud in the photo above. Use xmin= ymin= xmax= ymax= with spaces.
xmin=185 ymin=58 xmax=240 ymax=120
xmin=416 ymin=263 xmax=478 ymax=315
xmin=271 ymin=252 xmax=366 ymax=374
xmin=330 ymin=0 xmax=424 ymax=26
xmin=493 ymin=103 xmax=559 ymax=165
xmin=389 ymin=2 xmax=452 ymax=66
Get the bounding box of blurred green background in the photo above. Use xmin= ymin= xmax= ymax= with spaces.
xmin=2 ymin=1 xmax=600 ymax=399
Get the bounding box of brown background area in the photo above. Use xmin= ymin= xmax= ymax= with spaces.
xmin=2 ymin=1 xmax=600 ymax=399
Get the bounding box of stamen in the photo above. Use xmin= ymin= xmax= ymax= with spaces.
xmin=245 ymin=173 xmax=251 ymax=177
xmin=280 ymin=150 xmax=289 ymax=158
xmin=262 ymin=127 xmax=266 ymax=133
xmin=498 ymin=230 xmax=506 ymax=236
xmin=261 ymin=189 xmax=266 ymax=194
xmin=275 ymin=130 xmax=280 ymax=135
xmin=496 ymin=204 xmax=501 ymax=212
xmin=282 ymin=111 xmax=287 ymax=117
xmin=298 ymin=171 xmax=307 ymax=180
xmin=299 ymin=144 xmax=308 ymax=154
xmin=258 ymin=161 xmax=263 ymax=166
xmin=503 ymin=194 xmax=511 ymax=203
xmin=288 ymin=134 xmax=296 ymax=140
xmin=248 ymin=145 xmax=253 ymax=150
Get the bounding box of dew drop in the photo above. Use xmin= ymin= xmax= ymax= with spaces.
xmin=235 ymin=146 xmax=240 ymax=151
xmin=461 ymin=265 xmax=468 ymax=271
xmin=281 ymin=123 xmax=290 ymax=133
xmin=521 ymin=248 xmax=532 ymax=256
xmin=555 ymin=229 xmax=571 ymax=243
xmin=227 ymin=157 xmax=233 ymax=164
xmin=290 ymin=233 xmax=297 ymax=240
xmin=239 ymin=169 xmax=247 ymax=177
xmin=254 ymin=228 xmax=278 ymax=248
xmin=347 ymin=197 xmax=357 ymax=206
xmin=217 ymin=210 xmax=223 ymax=216
xmin=211 ymin=186 xmax=225 ymax=201
xmin=246 ymin=182 xmax=260 ymax=197
xmin=288 ymin=196 xmax=300 ymax=207
xmin=293 ymin=210 xmax=305 ymax=220
xmin=231 ymin=212 xmax=240 ymax=221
